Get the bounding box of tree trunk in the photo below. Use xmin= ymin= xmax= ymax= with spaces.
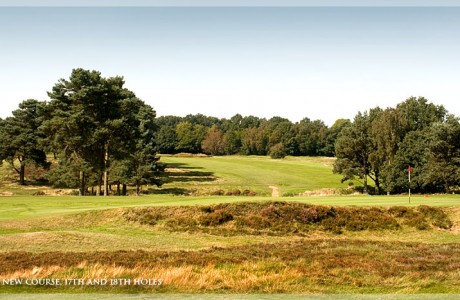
xmin=103 ymin=143 xmax=109 ymax=196
xmin=122 ymin=184 xmax=127 ymax=196
xmin=79 ymin=171 xmax=85 ymax=196
xmin=117 ymin=181 xmax=121 ymax=196
xmin=103 ymin=171 xmax=108 ymax=196
xmin=19 ymin=163 xmax=25 ymax=186
xmin=375 ymin=176 xmax=380 ymax=195
xmin=136 ymin=184 xmax=140 ymax=195
xmin=363 ymin=174 xmax=368 ymax=194
xmin=96 ymin=178 xmax=101 ymax=196
xmin=445 ymin=182 xmax=450 ymax=194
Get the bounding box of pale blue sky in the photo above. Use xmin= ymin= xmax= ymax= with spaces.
xmin=1 ymin=3 xmax=459 ymax=125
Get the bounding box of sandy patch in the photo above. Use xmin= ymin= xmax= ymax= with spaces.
xmin=269 ymin=186 xmax=280 ymax=197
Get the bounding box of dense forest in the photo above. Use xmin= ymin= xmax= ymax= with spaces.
xmin=0 ymin=68 xmax=459 ymax=195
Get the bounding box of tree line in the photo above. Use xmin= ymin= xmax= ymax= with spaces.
xmin=0 ymin=68 xmax=459 ymax=195
xmin=154 ymin=98 xmax=460 ymax=194
xmin=155 ymin=114 xmax=348 ymax=158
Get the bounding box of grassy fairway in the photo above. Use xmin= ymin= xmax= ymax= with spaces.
xmin=160 ymin=155 xmax=353 ymax=195
xmin=1 ymin=194 xmax=459 ymax=221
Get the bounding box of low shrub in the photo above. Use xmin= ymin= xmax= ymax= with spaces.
xmin=121 ymin=202 xmax=452 ymax=235
xmin=226 ymin=189 xmax=241 ymax=196
xmin=418 ymin=205 xmax=452 ymax=229
xmin=200 ymin=206 xmax=214 ymax=213
xmin=242 ymin=189 xmax=257 ymax=196
xmin=389 ymin=206 xmax=416 ymax=218
xmin=404 ymin=215 xmax=430 ymax=230
xmin=165 ymin=216 xmax=198 ymax=230
xmin=211 ymin=190 xmax=225 ymax=196
xmin=199 ymin=210 xmax=234 ymax=226
xmin=69 ymin=190 xmax=80 ymax=196
xmin=123 ymin=208 xmax=163 ymax=225
xmin=235 ymin=215 xmax=272 ymax=230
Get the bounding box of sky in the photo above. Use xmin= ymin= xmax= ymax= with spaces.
xmin=1 ymin=1 xmax=460 ymax=125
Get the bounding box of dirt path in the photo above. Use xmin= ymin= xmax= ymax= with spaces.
xmin=269 ymin=186 xmax=280 ymax=197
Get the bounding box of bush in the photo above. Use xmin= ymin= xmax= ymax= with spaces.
xmin=269 ymin=143 xmax=287 ymax=159
xmin=235 ymin=215 xmax=272 ymax=230
xmin=165 ymin=216 xmax=198 ymax=229
xmin=226 ymin=189 xmax=241 ymax=196
xmin=242 ymin=189 xmax=257 ymax=196
xmin=200 ymin=206 xmax=214 ymax=213
xmin=321 ymin=218 xmax=343 ymax=234
xmin=404 ymin=215 xmax=430 ymax=230
xmin=69 ymin=190 xmax=80 ymax=196
xmin=199 ymin=210 xmax=234 ymax=226
xmin=389 ymin=206 xmax=415 ymax=218
xmin=418 ymin=205 xmax=452 ymax=229
xmin=123 ymin=209 xmax=162 ymax=226
xmin=211 ymin=189 xmax=225 ymax=196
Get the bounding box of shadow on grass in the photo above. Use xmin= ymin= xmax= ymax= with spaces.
xmin=148 ymin=188 xmax=191 ymax=195
xmin=165 ymin=163 xmax=206 ymax=170
xmin=163 ymin=163 xmax=216 ymax=184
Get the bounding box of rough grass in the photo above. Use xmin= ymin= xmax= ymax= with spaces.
xmin=0 ymin=203 xmax=457 ymax=254
xmin=0 ymin=208 xmax=299 ymax=253
xmin=1 ymin=239 xmax=460 ymax=293
xmin=0 ymin=202 xmax=459 ymax=294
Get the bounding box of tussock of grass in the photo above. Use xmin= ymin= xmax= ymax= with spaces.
xmin=123 ymin=202 xmax=452 ymax=236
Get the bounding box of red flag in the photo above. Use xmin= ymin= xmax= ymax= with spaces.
xmin=408 ymin=166 xmax=413 ymax=174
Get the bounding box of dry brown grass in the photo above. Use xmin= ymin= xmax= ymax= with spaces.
xmin=1 ymin=240 xmax=459 ymax=293
xmin=300 ymin=188 xmax=339 ymax=196
xmin=446 ymin=207 xmax=460 ymax=234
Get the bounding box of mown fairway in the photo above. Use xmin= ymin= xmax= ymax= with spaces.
xmin=0 ymin=156 xmax=459 ymax=296
xmin=160 ymin=155 xmax=352 ymax=196
xmin=1 ymin=194 xmax=459 ymax=221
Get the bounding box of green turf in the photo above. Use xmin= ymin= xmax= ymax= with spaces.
xmin=160 ymin=155 xmax=356 ymax=195
xmin=0 ymin=194 xmax=459 ymax=221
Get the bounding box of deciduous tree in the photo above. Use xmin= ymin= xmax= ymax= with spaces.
xmin=201 ymin=125 xmax=229 ymax=155
xmin=424 ymin=116 xmax=460 ymax=193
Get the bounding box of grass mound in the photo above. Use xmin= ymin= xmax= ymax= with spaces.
xmin=123 ymin=202 xmax=452 ymax=235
